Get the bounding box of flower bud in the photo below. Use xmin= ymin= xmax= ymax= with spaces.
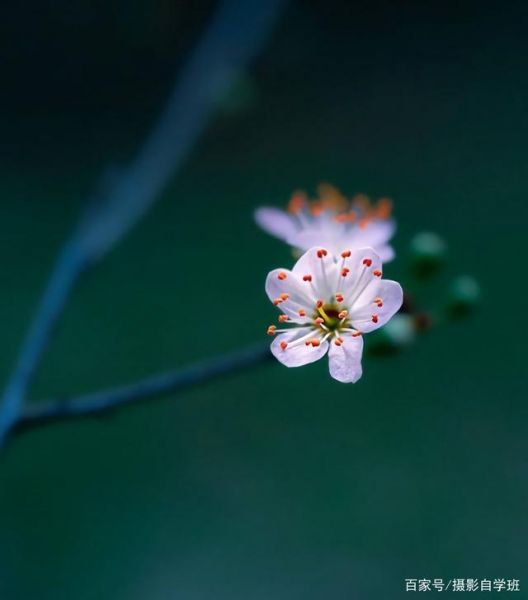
xmin=385 ymin=314 xmax=416 ymax=346
xmin=409 ymin=232 xmax=447 ymax=278
xmin=369 ymin=314 xmax=416 ymax=355
xmin=446 ymin=275 xmax=481 ymax=318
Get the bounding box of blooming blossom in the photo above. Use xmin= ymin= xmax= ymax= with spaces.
xmin=265 ymin=246 xmax=403 ymax=382
xmin=256 ymin=184 xmax=396 ymax=262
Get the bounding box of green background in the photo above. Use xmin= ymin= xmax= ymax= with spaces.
xmin=0 ymin=2 xmax=526 ymax=598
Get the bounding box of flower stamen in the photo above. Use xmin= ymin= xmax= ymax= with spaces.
xmin=287 ymin=191 xmax=306 ymax=214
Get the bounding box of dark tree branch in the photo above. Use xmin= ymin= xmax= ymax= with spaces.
xmin=12 ymin=343 xmax=272 ymax=438
xmin=0 ymin=0 xmax=288 ymax=445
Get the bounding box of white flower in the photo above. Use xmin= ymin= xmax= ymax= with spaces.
xmin=265 ymin=246 xmax=403 ymax=383
xmin=256 ymin=184 xmax=396 ymax=262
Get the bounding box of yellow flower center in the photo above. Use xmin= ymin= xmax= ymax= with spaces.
xmin=315 ymin=303 xmax=348 ymax=332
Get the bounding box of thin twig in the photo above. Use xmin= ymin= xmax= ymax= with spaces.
xmin=0 ymin=243 xmax=85 ymax=441
xmin=13 ymin=343 xmax=272 ymax=437
xmin=10 ymin=308 xmax=435 ymax=440
xmin=75 ymin=0 xmax=289 ymax=261
xmin=0 ymin=0 xmax=288 ymax=445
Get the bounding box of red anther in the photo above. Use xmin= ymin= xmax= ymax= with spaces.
xmin=341 ymin=250 xmax=351 ymax=258
xmin=371 ymin=314 xmax=379 ymax=323
xmin=298 ymin=309 xmax=306 ymax=317
xmin=352 ymin=331 xmax=362 ymax=337
xmin=288 ymin=191 xmax=306 ymax=214
xmin=335 ymin=337 xmax=344 ymax=346
xmin=277 ymin=271 xmax=287 ymax=280
xmin=280 ymin=341 xmax=288 ymax=350
xmin=278 ymin=314 xmax=289 ymax=323
xmin=273 ymin=298 xmax=282 ymax=306
xmin=335 ymin=213 xmax=356 ymax=223
xmin=335 ymin=212 xmax=357 ymax=223
xmin=335 ymin=293 xmax=344 ymax=303
xmin=314 ymin=317 xmax=324 ymax=325
xmin=311 ymin=339 xmax=321 ymax=347
xmin=267 ymin=325 xmax=277 ymax=336
xmin=316 ymin=300 xmax=323 ymax=308
xmin=338 ymin=310 xmax=348 ymax=319
xmin=359 ymin=217 xmax=370 ymax=230
xmin=376 ymin=197 xmax=392 ymax=220
xmin=316 ymin=248 xmax=328 ymax=258
xmin=303 ymin=274 xmax=312 ymax=282
xmin=280 ymin=293 xmax=290 ymax=300
xmin=341 ymin=267 xmax=350 ymax=277
xmin=373 ymin=269 xmax=382 ymax=277
xmin=311 ymin=203 xmax=324 ymax=216
xmin=374 ymin=297 xmax=383 ymax=307
xmin=363 ymin=258 xmax=372 ymax=267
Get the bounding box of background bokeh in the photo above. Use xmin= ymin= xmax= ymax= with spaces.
xmin=0 ymin=1 xmax=526 ymax=598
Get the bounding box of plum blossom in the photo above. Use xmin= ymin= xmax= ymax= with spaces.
xmin=256 ymin=183 xmax=396 ymax=262
xmin=265 ymin=246 xmax=403 ymax=383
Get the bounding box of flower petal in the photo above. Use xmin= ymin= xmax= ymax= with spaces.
xmin=265 ymin=268 xmax=315 ymax=323
xmin=290 ymin=219 xmax=396 ymax=262
xmin=328 ymin=333 xmax=364 ymax=383
xmin=271 ymin=329 xmax=329 ymax=367
xmin=349 ymin=279 xmax=403 ymax=333
xmin=337 ymin=247 xmax=383 ymax=306
xmin=289 ymin=222 xmax=340 ymax=252
xmin=291 ymin=247 xmax=340 ymax=301
xmin=354 ymin=220 xmax=396 ymax=263
xmin=254 ymin=207 xmax=298 ymax=242
xmin=375 ymin=244 xmax=395 ymax=263
xmin=353 ymin=219 xmax=396 ymax=247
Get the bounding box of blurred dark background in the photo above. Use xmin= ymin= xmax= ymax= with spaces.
xmin=0 ymin=1 xmax=526 ymax=598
